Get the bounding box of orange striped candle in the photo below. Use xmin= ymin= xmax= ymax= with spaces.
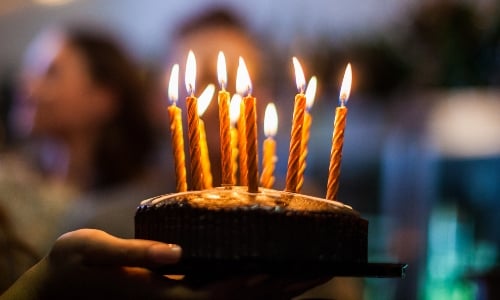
xmin=167 ymin=64 xmax=187 ymax=192
xmin=260 ymin=103 xmax=278 ymax=189
xmin=197 ymin=84 xmax=215 ymax=189
xmin=237 ymin=57 xmax=259 ymax=193
xmin=185 ymin=50 xmax=203 ymax=190
xmin=229 ymin=94 xmax=242 ymax=185
xmin=297 ymin=76 xmax=317 ymax=193
xmin=217 ymin=52 xmax=233 ymax=186
xmin=326 ymin=63 xmax=352 ymax=200
xmin=285 ymin=57 xmax=306 ymax=193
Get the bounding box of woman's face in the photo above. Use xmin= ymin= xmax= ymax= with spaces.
xmin=20 ymin=41 xmax=114 ymax=139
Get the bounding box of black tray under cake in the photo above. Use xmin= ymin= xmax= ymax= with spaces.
xmin=154 ymin=260 xmax=407 ymax=278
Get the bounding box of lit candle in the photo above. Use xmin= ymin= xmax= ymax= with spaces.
xmin=167 ymin=64 xmax=187 ymax=192
xmin=217 ymin=52 xmax=233 ymax=186
xmin=237 ymin=57 xmax=259 ymax=193
xmin=229 ymin=94 xmax=242 ymax=185
xmin=260 ymin=103 xmax=278 ymax=189
xmin=185 ymin=50 xmax=203 ymax=190
xmin=326 ymin=63 xmax=352 ymax=200
xmin=296 ymin=76 xmax=317 ymax=192
xmin=285 ymin=57 xmax=307 ymax=193
xmin=197 ymin=84 xmax=215 ymax=189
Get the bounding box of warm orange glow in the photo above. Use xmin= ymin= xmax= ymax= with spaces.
xmin=236 ymin=57 xmax=252 ymax=96
xmin=185 ymin=50 xmax=196 ymax=95
xmin=264 ymin=103 xmax=278 ymax=138
xmin=168 ymin=64 xmax=179 ymax=104
xmin=305 ymin=76 xmax=317 ymax=109
xmin=197 ymin=84 xmax=215 ymax=116
xmin=217 ymin=51 xmax=227 ymax=90
xmin=339 ymin=63 xmax=352 ymax=106
xmin=229 ymin=94 xmax=242 ymax=126
xmin=292 ymin=57 xmax=306 ymax=93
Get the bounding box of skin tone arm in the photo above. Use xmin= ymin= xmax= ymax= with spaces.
xmin=1 ymin=229 xmax=328 ymax=300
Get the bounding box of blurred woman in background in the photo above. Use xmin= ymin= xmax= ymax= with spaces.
xmin=0 ymin=26 xmax=165 ymax=291
xmin=17 ymin=27 xmax=156 ymax=190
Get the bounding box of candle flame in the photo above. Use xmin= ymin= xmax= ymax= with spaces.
xmin=339 ymin=63 xmax=352 ymax=106
xmin=168 ymin=64 xmax=179 ymax=104
xmin=236 ymin=56 xmax=252 ymax=96
xmin=305 ymin=76 xmax=317 ymax=109
xmin=229 ymin=94 xmax=242 ymax=126
xmin=185 ymin=50 xmax=196 ymax=95
xmin=264 ymin=102 xmax=278 ymax=138
xmin=197 ymin=84 xmax=215 ymax=116
xmin=292 ymin=57 xmax=306 ymax=93
xmin=217 ymin=51 xmax=227 ymax=90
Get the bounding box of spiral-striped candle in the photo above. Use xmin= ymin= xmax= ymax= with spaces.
xmin=260 ymin=137 xmax=276 ymax=189
xmin=237 ymin=101 xmax=248 ymax=186
xmin=218 ymin=90 xmax=233 ymax=185
xmin=198 ymin=119 xmax=212 ymax=189
xmin=186 ymin=96 xmax=203 ymax=190
xmin=326 ymin=106 xmax=347 ymax=200
xmin=230 ymin=127 xmax=239 ymax=184
xmin=296 ymin=110 xmax=311 ymax=193
xmin=244 ymin=95 xmax=259 ymax=193
xmin=285 ymin=93 xmax=306 ymax=193
xmin=326 ymin=63 xmax=351 ymax=200
xmin=167 ymin=105 xmax=187 ymax=192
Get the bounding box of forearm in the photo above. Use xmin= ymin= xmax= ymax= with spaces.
xmin=0 ymin=260 xmax=49 ymax=300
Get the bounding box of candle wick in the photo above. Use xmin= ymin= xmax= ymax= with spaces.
xmin=188 ymin=84 xmax=195 ymax=96
xmin=339 ymin=97 xmax=346 ymax=107
xmin=299 ymin=83 xmax=306 ymax=95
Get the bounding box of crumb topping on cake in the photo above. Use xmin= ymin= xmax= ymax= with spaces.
xmin=139 ymin=186 xmax=356 ymax=215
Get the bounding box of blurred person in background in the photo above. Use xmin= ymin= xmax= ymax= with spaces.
xmin=164 ymin=8 xmax=271 ymax=187
xmin=0 ymin=26 xmax=166 ymax=291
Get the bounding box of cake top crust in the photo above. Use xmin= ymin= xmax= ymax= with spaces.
xmin=139 ymin=186 xmax=358 ymax=216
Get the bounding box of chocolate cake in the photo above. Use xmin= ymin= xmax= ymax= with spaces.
xmin=135 ymin=186 xmax=368 ymax=265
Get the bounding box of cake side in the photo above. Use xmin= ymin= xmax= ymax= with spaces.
xmin=135 ymin=187 xmax=368 ymax=263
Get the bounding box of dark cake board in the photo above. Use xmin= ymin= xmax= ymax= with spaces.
xmin=154 ymin=261 xmax=407 ymax=279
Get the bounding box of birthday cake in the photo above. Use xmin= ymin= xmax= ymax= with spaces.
xmin=135 ymin=186 xmax=368 ymax=264
xmin=135 ymin=54 xmax=368 ymax=268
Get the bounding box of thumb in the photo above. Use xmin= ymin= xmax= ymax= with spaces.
xmin=51 ymin=229 xmax=181 ymax=268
